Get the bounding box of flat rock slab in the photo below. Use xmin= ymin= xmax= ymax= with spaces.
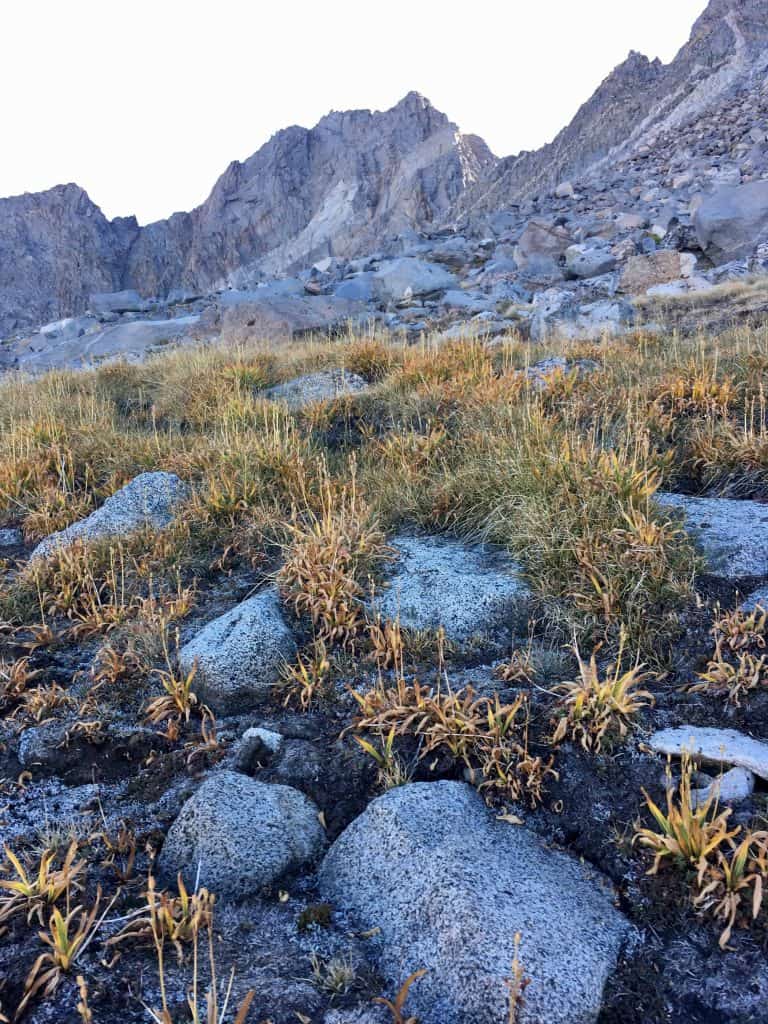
xmin=265 ymin=369 xmax=369 ymax=409
xmin=374 ymin=535 xmax=531 ymax=643
xmin=656 ymin=492 xmax=768 ymax=578
xmin=650 ymin=726 xmax=768 ymax=781
xmin=30 ymin=471 xmax=188 ymax=561
xmin=179 ymin=587 xmax=296 ymax=715
xmin=9 ymin=316 xmax=201 ymax=374
xmin=158 ymin=770 xmax=325 ymax=897
xmin=319 ymin=782 xmax=629 ymax=1024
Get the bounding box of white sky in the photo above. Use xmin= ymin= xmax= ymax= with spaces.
xmin=2 ymin=0 xmax=708 ymax=224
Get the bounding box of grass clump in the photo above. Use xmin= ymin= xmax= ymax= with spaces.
xmin=278 ymin=459 xmax=393 ymax=648
xmin=634 ymin=755 xmax=768 ymax=948
xmin=551 ymin=631 xmax=655 ymax=753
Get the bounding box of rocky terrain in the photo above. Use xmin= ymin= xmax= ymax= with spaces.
xmin=3 ymin=0 xmax=768 ymax=364
xmin=4 ymin=2 xmax=768 ymax=1023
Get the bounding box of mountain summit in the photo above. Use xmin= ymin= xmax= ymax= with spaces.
xmin=0 ymin=94 xmax=492 ymax=336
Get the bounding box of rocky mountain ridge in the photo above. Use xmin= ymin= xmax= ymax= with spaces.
xmin=3 ymin=0 xmax=768 ymax=357
xmin=0 ymin=92 xmax=492 ymax=338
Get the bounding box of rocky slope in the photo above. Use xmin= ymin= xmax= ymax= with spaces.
xmin=455 ymin=0 xmax=768 ymax=223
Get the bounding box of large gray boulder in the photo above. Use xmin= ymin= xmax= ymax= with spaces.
xmin=265 ymin=369 xmax=369 ymax=409
xmin=371 ymin=258 xmax=457 ymax=304
xmin=693 ymin=182 xmax=768 ymax=264
xmin=374 ymin=535 xmax=532 ymax=643
xmin=656 ymin=493 xmax=768 ymax=578
xmin=319 ymin=782 xmax=629 ymax=1024
xmin=515 ymin=219 xmax=572 ymax=274
xmin=218 ymin=294 xmax=364 ymax=343
xmin=39 ymin=315 xmax=99 ymax=341
xmin=179 ymin=588 xmax=296 ymax=714
xmin=159 ymin=771 xmax=325 ymax=897
xmin=10 ymin=316 xmax=201 ymax=374
xmin=30 ymin=472 xmax=188 ymax=561
xmin=89 ymin=289 xmax=150 ymax=316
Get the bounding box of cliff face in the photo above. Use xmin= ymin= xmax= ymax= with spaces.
xmin=0 ymin=185 xmax=139 ymax=335
xmin=0 ymin=93 xmax=494 ymax=336
xmin=454 ymin=0 xmax=768 ymax=223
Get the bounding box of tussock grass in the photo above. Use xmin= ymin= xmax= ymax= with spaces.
xmin=1 ymin=323 xmax=766 ymax=659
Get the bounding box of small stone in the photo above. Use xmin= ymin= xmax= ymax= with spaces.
xmin=265 ymin=369 xmax=368 ymax=409
xmin=691 ymin=767 xmax=755 ymax=808
xmin=0 ymin=527 xmax=22 ymax=547
xmin=741 ymin=586 xmax=768 ymax=611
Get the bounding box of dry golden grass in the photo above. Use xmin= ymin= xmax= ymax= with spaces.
xmin=0 ymin=322 xmax=766 ymax=670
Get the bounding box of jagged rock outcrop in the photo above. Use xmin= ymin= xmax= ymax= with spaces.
xmin=4 ymin=0 xmax=768 ymax=352
xmin=0 ymin=93 xmax=493 ymax=337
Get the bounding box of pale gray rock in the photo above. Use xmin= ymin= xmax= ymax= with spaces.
xmin=333 ymin=274 xmax=375 ymax=302
xmin=319 ymin=782 xmax=629 ymax=1024
xmin=694 ymin=181 xmax=768 ymax=263
xmin=233 ymin=727 xmax=284 ymax=773
xmin=30 ymin=472 xmax=188 ymax=561
xmin=324 ymin=1010 xmax=389 ymax=1024
xmin=39 ymin=315 xmax=98 ymax=340
xmin=656 ymin=492 xmax=768 ymax=578
xmin=179 ymin=588 xmax=296 ymax=715
xmin=374 ymin=535 xmax=531 ymax=643
xmin=515 ymin=219 xmax=572 ymax=273
xmin=7 ymin=315 xmax=201 ymax=374
xmin=89 ymin=289 xmax=150 ymax=315
xmin=442 ymin=289 xmax=493 ymax=311
xmin=691 ymin=767 xmax=755 ymax=808
xmin=218 ymin=281 xmax=305 ymax=305
xmin=372 ymin=258 xmax=457 ymax=304
xmin=158 ymin=771 xmax=325 ymax=897
xmin=650 ymin=727 xmax=768 ymax=782
xmin=265 ymin=369 xmax=369 ymax=409
xmin=741 ymin=586 xmax=768 ymax=611
xmin=0 ymin=527 xmax=22 ymax=547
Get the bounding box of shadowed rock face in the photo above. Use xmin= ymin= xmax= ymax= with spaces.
xmin=0 ymin=93 xmax=493 ymax=337
xmin=0 ymin=184 xmax=139 ymax=337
